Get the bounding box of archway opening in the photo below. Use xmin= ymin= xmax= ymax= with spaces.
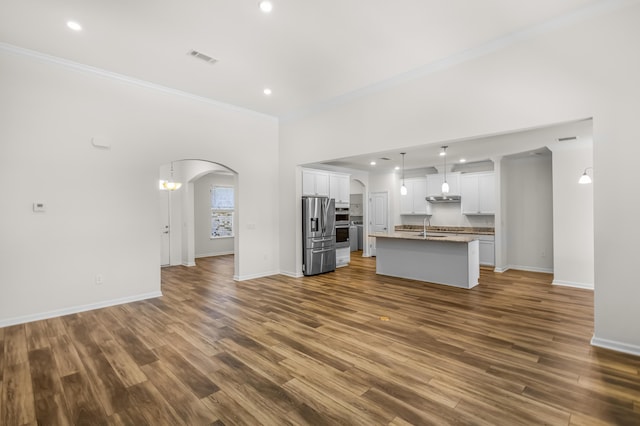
xmin=159 ymin=159 xmax=239 ymax=278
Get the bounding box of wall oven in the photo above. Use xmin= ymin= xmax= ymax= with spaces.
xmin=335 ymin=224 xmax=350 ymax=248
xmin=335 ymin=207 xmax=350 ymax=225
xmin=335 ymin=207 xmax=350 ymax=248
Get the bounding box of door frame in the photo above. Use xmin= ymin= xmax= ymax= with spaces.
xmin=368 ymin=191 xmax=389 ymax=257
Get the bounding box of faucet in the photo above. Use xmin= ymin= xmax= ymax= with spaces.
xmin=423 ymin=216 xmax=431 ymax=237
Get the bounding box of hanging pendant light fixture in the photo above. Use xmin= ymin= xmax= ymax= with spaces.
xmin=441 ymin=146 xmax=450 ymax=194
xmin=162 ymin=162 xmax=182 ymax=191
xmin=578 ymin=167 xmax=593 ymax=184
xmin=400 ymin=152 xmax=407 ymax=195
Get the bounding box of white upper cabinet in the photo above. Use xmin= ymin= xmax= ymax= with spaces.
xmin=329 ymin=173 xmax=350 ymax=205
xmin=400 ymin=177 xmax=431 ymax=215
xmin=460 ymin=172 xmax=495 ymax=215
xmin=302 ymin=169 xmax=330 ymax=197
xmin=426 ymin=172 xmax=461 ymax=196
xmin=302 ymin=169 xmax=350 ymax=204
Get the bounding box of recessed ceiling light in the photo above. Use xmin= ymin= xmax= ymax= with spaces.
xmin=259 ymin=1 xmax=273 ymax=13
xmin=370 ymin=161 xmax=376 ymax=166
xmin=459 ymin=158 xmax=467 ymax=163
xmin=66 ymin=21 xmax=82 ymax=31
xmin=263 ymin=88 xmax=272 ymax=95
xmin=395 ymin=166 xmax=400 ymax=170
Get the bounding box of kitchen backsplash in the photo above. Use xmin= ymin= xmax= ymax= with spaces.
xmin=401 ymin=203 xmax=495 ymax=228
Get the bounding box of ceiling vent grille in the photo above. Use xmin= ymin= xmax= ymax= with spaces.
xmin=557 ymin=136 xmax=578 ymax=142
xmin=188 ymin=50 xmax=218 ymax=65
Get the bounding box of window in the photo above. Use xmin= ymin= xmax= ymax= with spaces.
xmin=211 ymin=185 xmax=234 ymax=238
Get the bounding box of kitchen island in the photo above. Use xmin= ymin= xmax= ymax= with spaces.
xmin=371 ymin=232 xmax=479 ymax=289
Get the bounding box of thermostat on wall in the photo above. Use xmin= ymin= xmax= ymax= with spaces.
xmin=33 ymin=202 xmax=46 ymax=212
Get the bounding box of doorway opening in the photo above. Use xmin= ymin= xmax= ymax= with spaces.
xmin=159 ymin=159 xmax=239 ymax=278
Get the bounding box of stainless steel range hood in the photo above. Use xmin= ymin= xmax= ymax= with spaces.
xmin=426 ymin=195 xmax=461 ymax=203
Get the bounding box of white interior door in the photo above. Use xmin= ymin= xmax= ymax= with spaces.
xmin=160 ymin=190 xmax=170 ymax=266
xmin=369 ymin=191 xmax=388 ymax=256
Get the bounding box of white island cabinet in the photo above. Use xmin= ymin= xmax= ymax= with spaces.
xmin=372 ymin=233 xmax=479 ymax=289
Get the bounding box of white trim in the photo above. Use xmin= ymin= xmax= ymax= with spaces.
xmin=234 ymin=270 xmax=280 ymax=281
xmin=182 ymin=261 xmax=197 ymax=267
xmin=501 ymin=264 xmax=554 ymax=274
xmin=552 ymin=279 xmax=594 ymax=290
xmin=280 ymin=270 xmax=303 ymax=278
xmin=591 ymin=336 xmax=640 ymax=357
xmin=0 ymin=291 xmax=162 ymax=328
xmin=0 ymin=43 xmax=274 ymax=121
xmin=494 ymin=266 xmax=509 ymax=273
xmin=196 ymin=251 xmax=234 ymax=258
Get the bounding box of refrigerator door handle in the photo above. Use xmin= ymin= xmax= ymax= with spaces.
xmin=311 ymin=237 xmax=333 ymax=243
xmin=312 ymin=247 xmax=334 ymax=254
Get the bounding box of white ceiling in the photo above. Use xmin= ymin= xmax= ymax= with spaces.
xmin=309 ymin=118 xmax=593 ymax=172
xmin=0 ymin=0 xmax=603 ymax=118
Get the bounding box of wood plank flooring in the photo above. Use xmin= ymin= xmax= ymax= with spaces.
xmin=2 ymin=253 xmax=640 ymax=425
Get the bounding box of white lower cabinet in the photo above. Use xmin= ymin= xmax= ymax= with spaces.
xmin=336 ymin=247 xmax=350 ymax=267
xmin=476 ymin=235 xmax=495 ymax=266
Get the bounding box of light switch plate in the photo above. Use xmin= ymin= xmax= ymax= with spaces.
xmin=33 ymin=202 xmax=46 ymax=212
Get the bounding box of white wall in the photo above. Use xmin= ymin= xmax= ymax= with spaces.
xmin=503 ymin=154 xmax=554 ymax=273
xmin=0 ymin=48 xmax=279 ymax=326
xmin=549 ymin=141 xmax=594 ymax=289
xmin=279 ymin=2 xmax=640 ymax=353
xmin=194 ymin=173 xmax=235 ymax=258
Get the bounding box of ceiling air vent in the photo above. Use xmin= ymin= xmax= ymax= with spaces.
xmin=379 ymin=157 xmax=391 ymax=161
xmin=557 ymin=136 xmax=578 ymax=142
xmin=188 ymin=50 xmax=218 ymax=65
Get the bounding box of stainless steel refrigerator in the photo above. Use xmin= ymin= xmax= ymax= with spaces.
xmin=302 ymin=196 xmax=336 ymax=276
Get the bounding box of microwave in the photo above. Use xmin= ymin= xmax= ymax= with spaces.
xmin=335 ymin=207 xmax=350 ymax=225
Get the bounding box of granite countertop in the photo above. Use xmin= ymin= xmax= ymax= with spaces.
xmin=369 ymin=232 xmax=476 ymax=243
xmin=394 ymin=225 xmax=494 ymax=235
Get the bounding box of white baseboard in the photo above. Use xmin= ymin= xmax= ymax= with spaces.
xmin=509 ymin=264 xmax=554 ymax=274
xmin=591 ymin=336 xmax=640 ymax=357
xmin=280 ymin=270 xmax=303 ymax=278
xmin=496 ymin=264 xmax=553 ymax=274
xmin=182 ymin=261 xmax=197 ymax=267
xmin=0 ymin=291 xmax=163 ymax=328
xmin=234 ymin=270 xmax=280 ymax=281
xmin=196 ymin=251 xmax=234 ymax=258
xmin=552 ymin=279 xmax=594 ymax=290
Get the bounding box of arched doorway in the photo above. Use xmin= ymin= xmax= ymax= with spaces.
xmin=159 ymin=159 xmax=239 ymax=277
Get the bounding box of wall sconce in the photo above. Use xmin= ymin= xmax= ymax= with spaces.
xmin=578 ymin=167 xmax=593 ymax=184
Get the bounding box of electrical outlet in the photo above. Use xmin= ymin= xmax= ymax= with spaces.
xmin=541 ymin=250 xmax=546 ymax=258
xmin=95 ymin=275 xmax=104 ymax=285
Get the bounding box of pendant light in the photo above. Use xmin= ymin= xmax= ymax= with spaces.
xmin=162 ymin=162 xmax=182 ymax=191
xmin=578 ymin=167 xmax=593 ymax=184
xmin=400 ymin=152 xmax=407 ymax=195
xmin=441 ymin=146 xmax=450 ymax=194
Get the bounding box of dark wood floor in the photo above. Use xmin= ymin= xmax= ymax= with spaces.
xmin=2 ymin=253 xmax=640 ymax=425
